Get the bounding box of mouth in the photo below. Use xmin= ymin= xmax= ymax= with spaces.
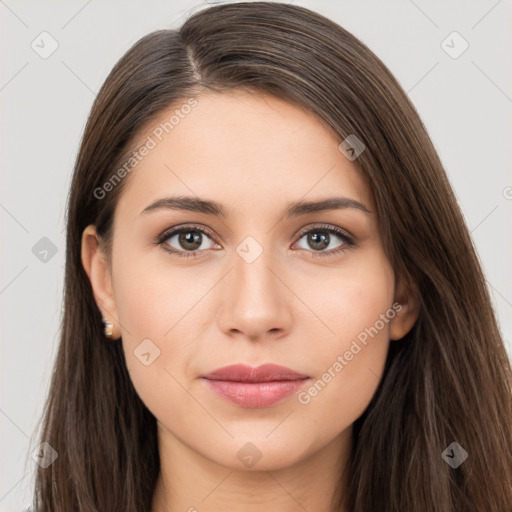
xmin=200 ymin=363 xmax=310 ymax=408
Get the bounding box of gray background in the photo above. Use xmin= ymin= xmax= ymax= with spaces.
xmin=1 ymin=0 xmax=511 ymax=510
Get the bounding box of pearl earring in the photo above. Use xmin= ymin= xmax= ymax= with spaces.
xmin=102 ymin=318 xmax=114 ymax=338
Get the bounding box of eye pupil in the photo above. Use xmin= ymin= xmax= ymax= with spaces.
xmin=308 ymin=232 xmax=329 ymax=250
xmin=179 ymin=230 xmax=202 ymax=250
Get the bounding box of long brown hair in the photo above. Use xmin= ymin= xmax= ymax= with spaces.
xmin=28 ymin=2 xmax=512 ymax=511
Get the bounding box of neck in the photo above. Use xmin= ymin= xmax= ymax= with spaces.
xmin=151 ymin=422 xmax=352 ymax=512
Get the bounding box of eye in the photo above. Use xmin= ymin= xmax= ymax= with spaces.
xmin=293 ymin=224 xmax=355 ymax=258
xmin=155 ymin=223 xmax=355 ymax=259
xmin=156 ymin=225 xmax=218 ymax=258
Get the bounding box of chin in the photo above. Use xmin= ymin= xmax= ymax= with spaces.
xmin=204 ymin=436 xmax=314 ymax=472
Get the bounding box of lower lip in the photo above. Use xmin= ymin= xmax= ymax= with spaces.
xmin=202 ymin=378 xmax=309 ymax=408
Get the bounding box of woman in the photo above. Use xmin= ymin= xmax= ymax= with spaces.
xmin=28 ymin=2 xmax=512 ymax=511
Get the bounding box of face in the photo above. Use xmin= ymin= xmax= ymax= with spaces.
xmin=82 ymin=90 xmax=418 ymax=472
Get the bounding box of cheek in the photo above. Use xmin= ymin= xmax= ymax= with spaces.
xmin=295 ymin=252 xmax=394 ymax=422
xmin=113 ymin=243 xmax=206 ymax=342
xmin=111 ymin=253 xmax=211 ymax=408
xmin=298 ymin=249 xmax=394 ymax=346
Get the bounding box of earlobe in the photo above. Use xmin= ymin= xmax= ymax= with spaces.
xmin=389 ymin=277 xmax=420 ymax=341
xmin=81 ymin=225 xmax=121 ymax=340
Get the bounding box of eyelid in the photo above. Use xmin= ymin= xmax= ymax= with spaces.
xmin=156 ymin=223 xmax=217 ymax=243
xmin=294 ymin=223 xmax=354 ymax=242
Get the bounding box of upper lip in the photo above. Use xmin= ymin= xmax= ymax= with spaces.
xmin=201 ymin=364 xmax=309 ymax=382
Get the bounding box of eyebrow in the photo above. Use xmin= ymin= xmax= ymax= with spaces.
xmin=140 ymin=195 xmax=373 ymax=218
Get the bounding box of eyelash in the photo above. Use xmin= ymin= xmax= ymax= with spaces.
xmin=155 ymin=223 xmax=356 ymax=259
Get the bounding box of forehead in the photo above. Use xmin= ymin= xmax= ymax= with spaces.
xmin=115 ymin=90 xmax=374 ymax=221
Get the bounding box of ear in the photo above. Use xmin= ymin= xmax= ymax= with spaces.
xmin=81 ymin=224 xmax=121 ymax=340
xmin=389 ymin=274 xmax=420 ymax=341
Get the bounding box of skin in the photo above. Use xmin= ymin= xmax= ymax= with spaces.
xmin=81 ymin=90 xmax=419 ymax=512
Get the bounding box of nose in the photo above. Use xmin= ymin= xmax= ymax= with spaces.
xmin=216 ymin=244 xmax=293 ymax=342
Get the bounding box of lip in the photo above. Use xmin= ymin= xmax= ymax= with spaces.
xmin=201 ymin=364 xmax=310 ymax=408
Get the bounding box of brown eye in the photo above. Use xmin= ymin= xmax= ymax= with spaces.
xmin=176 ymin=230 xmax=203 ymax=251
xmin=158 ymin=225 xmax=217 ymax=258
xmin=305 ymin=231 xmax=331 ymax=251
xmin=294 ymin=225 xmax=355 ymax=257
